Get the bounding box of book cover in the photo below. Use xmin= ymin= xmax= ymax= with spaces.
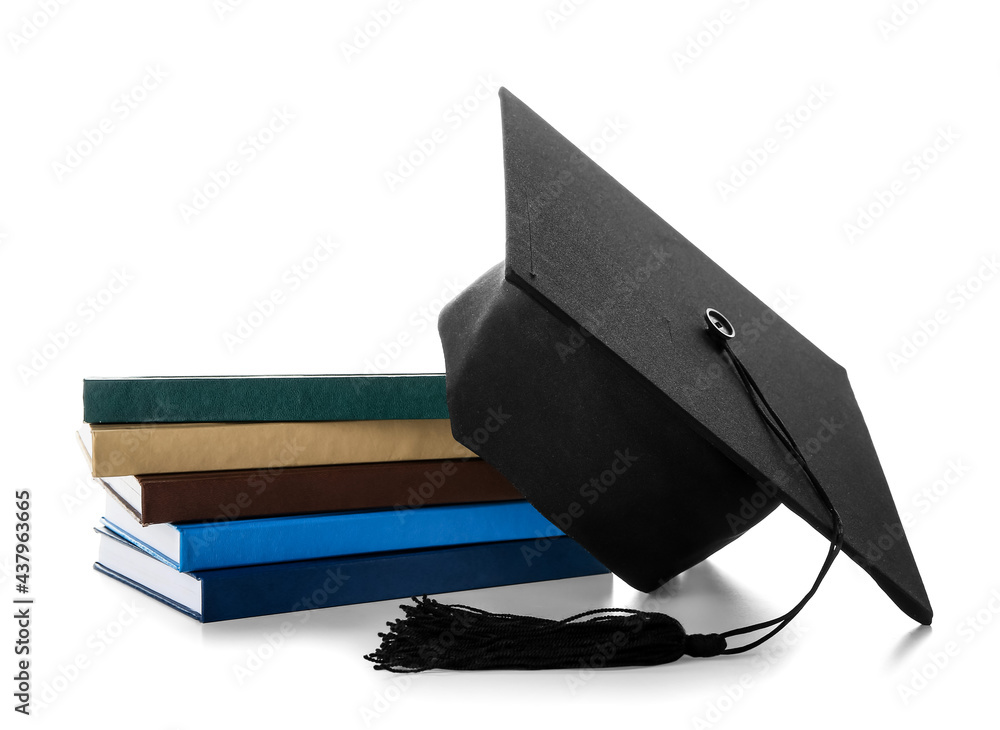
xmin=83 ymin=374 xmax=449 ymax=423
xmin=102 ymin=458 xmax=520 ymax=525
xmin=94 ymin=527 xmax=610 ymax=622
xmin=100 ymin=492 xmax=561 ymax=571
xmin=79 ymin=419 xmax=475 ymax=477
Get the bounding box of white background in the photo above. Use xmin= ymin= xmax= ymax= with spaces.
xmin=2 ymin=1 xmax=998 ymax=728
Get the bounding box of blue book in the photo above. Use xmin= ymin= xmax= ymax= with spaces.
xmin=94 ymin=527 xmax=609 ymax=622
xmin=101 ymin=491 xmax=561 ymax=571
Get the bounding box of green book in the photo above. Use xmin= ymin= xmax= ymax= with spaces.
xmin=82 ymin=374 xmax=449 ymax=423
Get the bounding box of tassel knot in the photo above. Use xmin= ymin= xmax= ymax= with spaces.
xmin=684 ymin=633 xmax=727 ymax=658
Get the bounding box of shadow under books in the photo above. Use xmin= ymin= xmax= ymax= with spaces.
xmin=196 ymin=560 xmax=776 ymax=652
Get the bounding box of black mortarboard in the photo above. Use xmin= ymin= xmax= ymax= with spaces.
xmin=366 ymin=88 xmax=932 ymax=672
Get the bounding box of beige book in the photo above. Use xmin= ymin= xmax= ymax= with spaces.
xmin=78 ymin=420 xmax=475 ymax=477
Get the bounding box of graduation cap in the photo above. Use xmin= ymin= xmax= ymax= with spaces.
xmin=366 ymin=88 xmax=932 ymax=672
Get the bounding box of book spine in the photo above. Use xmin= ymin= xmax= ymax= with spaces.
xmin=198 ymin=537 xmax=608 ymax=622
xmin=138 ymin=460 xmax=520 ymax=525
xmin=83 ymin=375 xmax=449 ymax=423
xmin=176 ymin=501 xmax=559 ymax=571
xmin=88 ymin=420 xmax=475 ymax=477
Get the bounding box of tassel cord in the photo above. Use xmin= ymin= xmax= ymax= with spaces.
xmin=716 ymin=340 xmax=844 ymax=654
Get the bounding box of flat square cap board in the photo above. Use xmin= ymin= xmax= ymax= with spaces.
xmin=437 ymin=88 xmax=932 ymax=627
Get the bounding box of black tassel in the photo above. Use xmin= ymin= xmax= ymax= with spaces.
xmin=364 ymin=595 xmax=726 ymax=672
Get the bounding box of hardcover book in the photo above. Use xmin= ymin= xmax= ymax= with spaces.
xmin=78 ymin=419 xmax=475 ymax=478
xmin=102 ymin=458 xmax=520 ymax=525
xmin=100 ymin=492 xmax=560 ymax=571
xmin=83 ymin=374 xmax=449 ymax=423
xmin=94 ymin=527 xmax=610 ymax=622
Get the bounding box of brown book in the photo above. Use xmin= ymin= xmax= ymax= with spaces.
xmin=100 ymin=459 xmax=521 ymax=525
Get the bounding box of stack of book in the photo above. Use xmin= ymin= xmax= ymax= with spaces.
xmin=79 ymin=374 xmax=607 ymax=622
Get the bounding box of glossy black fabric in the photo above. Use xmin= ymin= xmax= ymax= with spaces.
xmin=438 ymin=88 xmax=932 ymax=625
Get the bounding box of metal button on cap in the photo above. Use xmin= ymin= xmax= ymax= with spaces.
xmin=704 ymin=308 xmax=735 ymax=341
